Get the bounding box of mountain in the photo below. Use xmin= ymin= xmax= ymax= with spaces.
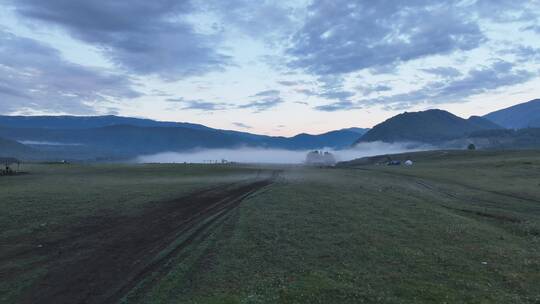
xmin=355 ymin=109 xmax=501 ymax=144
xmin=0 ymin=137 xmax=35 ymax=157
xmin=467 ymin=116 xmax=502 ymax=130
xmin=0 ymin=125 xmax=249 ymax=160
xmin=0 ymin=116 xmax=368 ymax=160
xmin=0 ymin=115 xmax=212 ymax=130
xmin=0 ymin=125 xmax=366 ymax=154
xmin=484 ymin=99 xmax=540 ymax=129
xmin=0 ymin=115 xmax=367 ymax=150
xmin=342 ymin=127 xmax=368 ymax=134
xmin=465 ymin=128 xmax=540 ymax=149
xmin=265 ymin=128 xmax=370 ymax=150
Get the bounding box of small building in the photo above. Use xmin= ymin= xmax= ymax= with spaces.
xmin=0 ymin=157 xmax=21 ymax=175
xmin=404 ymin=160 xmax=413 ymax=166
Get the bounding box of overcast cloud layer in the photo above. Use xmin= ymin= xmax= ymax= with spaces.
xmin=0 ymin=30 xmax=141 ymax=114
xmin=8 ymin=0 xmax=231 ymax=79
xmin=0 ymin=0 xmax=539 ymax=132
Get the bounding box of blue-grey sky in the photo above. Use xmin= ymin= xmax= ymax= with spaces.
xmin=0 ymin=0 xmax=539 ymax=135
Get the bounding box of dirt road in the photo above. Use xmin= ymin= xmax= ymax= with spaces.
xmin=20 ymin=175 xmax=275 ymax=304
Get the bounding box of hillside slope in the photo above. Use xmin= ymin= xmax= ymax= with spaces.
xmin=465 ymin=128 xmax=540 ymax=149
xmin=0 ymin=115 xmax=211 ymax=130
xmin=0 ymin=125 xmax=247 ymax=158
xmin=266 ymin=128 xmax=369 ymax=150
xmin=0 ymin=137 xmax=35 ymax=157
xmin=356 ymin=109 xmax=501 ymax=144
xmin=0 ymin=118 xmax=368 ymax=160
xmin=484 ymin=99 xmax=540 ymax=129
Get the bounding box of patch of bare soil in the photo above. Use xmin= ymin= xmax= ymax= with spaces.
xmin=19 ymin=176 xmax=275 ymax=304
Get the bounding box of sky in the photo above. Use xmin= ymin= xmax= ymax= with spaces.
xmin=0 ymin=0 xmax=539 ymax=136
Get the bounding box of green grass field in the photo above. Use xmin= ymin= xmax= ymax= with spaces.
xmin=1 ymin=151 xmax=539 ymax=303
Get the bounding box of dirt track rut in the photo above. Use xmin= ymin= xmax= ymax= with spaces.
xmin=21 ymin=175 xmax=275 ymax=304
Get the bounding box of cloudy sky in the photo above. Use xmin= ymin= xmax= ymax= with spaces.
xmin=0 ymin=0 xmax=539 ymax=135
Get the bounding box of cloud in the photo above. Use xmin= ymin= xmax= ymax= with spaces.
xmin=204 ymin=1 xmax=299 ymax=41
xmin=498 ymin=45 xmax=540 ymax=63
xmin=168 ymin=90 xmax=284 ymax=112
xmin=523 ymin=25 xmax=540 ymax=34
xmin=277 ymin=80 xmax=312 ymax=87
xmin=277 ymin=80 xmax=299 ymax=86
xmin=167 ymin=97 xmax=232 ymax=111
xmin=4 ymin=0 xmax=539 ymax=118
xmin=302 ymin=76 xmax=357 ymax=106
xmin=474 ymin=0 xmax=540 ymax=22
xmin=293 ymin=75 xmax=358 ymax=108
xmin=0 ymin=31 xmax=141 ymax=114
xmin=251 ymin=89 xmax=280 ymax=97
xmin=363 ymin=60 xmax=536 ymax=108
xmin=421 ymin=67 xmax=463 ymax=78
xmin=356 ymin=84 xmax=393 ymax=96
xmin=286 ymin=1 xmax=486 ymax=76
xmin=232 ymin=122 xmax=252 ymax=129
xmin=296 ymin=88 xmax=318 ymax=96
xmin=315 ymin=101 xmax=361 ymax=112
xmin=318 ymin=90 xmax=355 ymax=101
xmin=315 ymin=60 xmax=536 ymax=111
xmin=151 ymin=89 xmax=173 ymax=97
xmin=235 ymin=89 xmax=284 ymax=112
xmin=238 ymin=97 xmax=284 ymax=112
xmin=8 ymin=0 xmax=231 ymax=79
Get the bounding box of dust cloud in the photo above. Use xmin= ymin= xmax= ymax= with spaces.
xmin=136 ymin=142 xmax=433 ymax=164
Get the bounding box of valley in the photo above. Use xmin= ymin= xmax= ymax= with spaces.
xmin=1 ymin=150 xmax=539 ymax=303
xmin=3 ymin=2 xmax=540 ymax=303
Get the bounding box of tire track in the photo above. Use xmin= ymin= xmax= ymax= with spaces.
xmin=351 ymin=167 xmax=530 ymax=225
xmin=353 ymin=167 xmax=540 ymax=204
xmin=20 ymin=175 xmax=276 ymax=304
xmin=107 ymin=179 xmax=273 ymax=304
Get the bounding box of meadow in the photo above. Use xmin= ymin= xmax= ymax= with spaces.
xmin=1 ymin=150 xmax=539 ymax=303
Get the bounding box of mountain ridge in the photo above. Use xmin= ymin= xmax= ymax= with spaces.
xmin=0 ymin=116 xmax=369 ymax=160
xmin=483 ymin=99 xmax=540 ymax=129
xmin=0 ymin=136 xmax=36 ymax=157
xmin=0 ymin=115 xmax=367 ymax=139
xmin=355 ymin=109 xmax=501 ymax=144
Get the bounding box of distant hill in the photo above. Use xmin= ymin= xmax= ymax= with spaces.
xmin=0 ymin=115 xmax=211 ymax=130
xmin=0 ymin=115 xmax=367 ymax=148
xmin=0 ymin=125 xmax=366 ymax=153
xmin=467 ymin=116 xmax=502 ymax=130
xmin=465 ymin=128 xmax=540 ymax=149
xmin=484 ymin=99 xmax=540 ymax=129
xmin=355 ymin=109 xmax=501 ymax=144
xmin=338 ymin=149 xmax=539 ymax=167
xmin=271 ymin=128 xmax=369 ymax=150
xmin=0 ymin=125 xmax=251 ymax=159
xmin=0 ymin=116 xmax=368 ymax=160
xmin=0 ymin=137 xmax=35 ymax=157
xmin=342 ymin=127 xmax=368 ymax=134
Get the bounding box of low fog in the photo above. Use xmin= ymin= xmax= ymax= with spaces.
xmin=136 ymin=142 xmax=434 ymax=164
xmin=19 ymin=140 xmax=83 ymax=146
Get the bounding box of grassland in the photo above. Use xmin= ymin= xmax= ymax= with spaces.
xmin=1 ymin=150 xmax=540 ymax=303
xmin=0 ymin=164 xmax=267 ymax=303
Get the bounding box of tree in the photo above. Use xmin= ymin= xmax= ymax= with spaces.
xmin=467 ymin=143 xmax=476 ymax=150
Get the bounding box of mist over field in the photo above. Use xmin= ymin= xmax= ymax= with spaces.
xmin=18 ymin=140 xmax=83 ymax=146
xmin=135 ymin=142 xmax=434 ymax=164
